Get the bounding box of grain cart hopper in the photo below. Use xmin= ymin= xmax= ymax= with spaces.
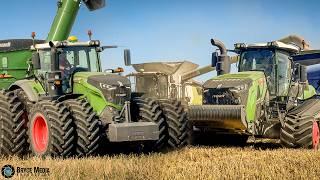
xmin=189 ymin=35 xmax=320 ymax=149
xmin=0 ymin=0 xmax=162 ymax=158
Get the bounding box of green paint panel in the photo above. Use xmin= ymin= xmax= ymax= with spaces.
xmin=0 ymin=50 xmax=31 ymax=89
xmin=211 ymin=71 xmax=267 ymax=123
xmin=299 ymin=85 xmax=316 ymax=100
xmin=73 ymin=72 xmax=123 ymax=116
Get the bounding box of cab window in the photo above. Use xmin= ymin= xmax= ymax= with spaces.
xmin=277 ymin=51 xmax=291 ymax=96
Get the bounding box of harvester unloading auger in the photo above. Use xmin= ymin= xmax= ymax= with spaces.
xmin=189 ymin=35 xmax=320 ymax=149
xmin=0 ymin=0 xmax=169 ymax=158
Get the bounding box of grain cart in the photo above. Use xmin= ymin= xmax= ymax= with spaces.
xmin=0 ymin=0 xmax=162 ymax=157
xmin=189 ymin=35 xmax=320 ymax=149
xmin=124 ymin=52 xmax=220 ymax=148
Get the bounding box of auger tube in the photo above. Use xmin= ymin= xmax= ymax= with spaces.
xmin=46 ymin=0 xmax=105 ymax=41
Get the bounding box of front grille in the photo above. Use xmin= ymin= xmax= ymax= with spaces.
xmin=106 ymin=86 xmax=131 ymax=106
xmin=203 ymin=88 xmax=239 ymax=105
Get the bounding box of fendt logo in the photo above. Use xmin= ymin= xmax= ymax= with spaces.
xmin=1 ymin=164 xmax=15 ymax=178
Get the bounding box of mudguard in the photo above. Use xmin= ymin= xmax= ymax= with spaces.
xmin=9 ymin=80 xmax=45 ymax=102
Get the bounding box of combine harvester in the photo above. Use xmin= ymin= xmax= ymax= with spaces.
xmin=125 ymin=59 xmax=216 ymax=148
xmin=189 ymin=35 xmax=320 ymax=149
xmin=124 ymin=42 xmax=239 ymax=148
xmin=0 ymin=0 xmax=169 ymax=157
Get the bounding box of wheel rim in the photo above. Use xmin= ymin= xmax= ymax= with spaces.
xmin=32 ymin=113 xmax=49 ymax=153
xmin=312 ymin=121 xmax=319 ymax=150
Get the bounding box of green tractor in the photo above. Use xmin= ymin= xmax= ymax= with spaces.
xmin=0 ymin=0 xmax=164 ymax=157
xmin=189 ymin=36 xmax=320 ymax=149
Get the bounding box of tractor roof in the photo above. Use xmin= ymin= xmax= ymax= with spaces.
xmin=0 ymin=39 xmax=45 ymax=52
xmin=32 ymin=40 xmax=100 ymax=49
xmin=132 ymin=61 xmax=199 ymax=75
xmin=246 ymin=41 xmax=300 ymax=53
xmin=236 ymin=35 xmax=309 ymax=54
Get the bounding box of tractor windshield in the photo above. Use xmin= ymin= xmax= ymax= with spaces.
xmin=239 ymin=49 xmax=274 ymax=74
xmin=57 ymin=46 xmax=100 ymax=92
xmin=239 ymin=49 xmax=276 ymax=94
xmin=58 ymin=46 xmax=100 ymax=73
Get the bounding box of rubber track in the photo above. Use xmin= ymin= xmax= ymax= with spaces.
xmin=64 ymin=99 xmax=101 ymax=156
xmin=160 ymin=99 xmax=189 ymax=148
xmin=0 ymin=90 xmax=26 ymax=156
xmin=280 ymin=99 xmax=320 ymax=148
xmin=28 ymin=100 xmax=75 ymax=157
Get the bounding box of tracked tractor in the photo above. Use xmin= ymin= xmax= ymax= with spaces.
xmin=189 ymin=36 xmax=320 ymax=149
xmin=0 ymin=0 xmax=163 ymax=157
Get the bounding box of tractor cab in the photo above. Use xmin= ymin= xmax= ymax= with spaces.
xmin=31 ymin=40 xmax=103 ymax=94
xmin=235 ymin=41 xmax=300 ymax=99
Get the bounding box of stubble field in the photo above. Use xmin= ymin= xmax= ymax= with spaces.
xmin=1 ymin=140 xmax=320 ymax=180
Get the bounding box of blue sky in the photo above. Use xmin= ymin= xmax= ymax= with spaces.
xmin=1 ymin=0 xmax=319 ymax=81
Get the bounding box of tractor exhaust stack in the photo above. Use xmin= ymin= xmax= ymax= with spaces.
xmin=211 ymin=38 xmax=230 ymax=76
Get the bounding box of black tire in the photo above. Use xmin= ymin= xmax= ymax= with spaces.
xmin=64 ymin=99 xmax=101 ymax=156
xmin=280 ymin=114 xmax=318 ymax=149
xmin=160 ymin=99 xmax=189 ymax=148
xmin=132 ymin=97 xmax=167 ymax=151
xmin=28 ymin=100 xmax=75 ymax=157
xmin=0 ymin=90 xmax=27 ymax=156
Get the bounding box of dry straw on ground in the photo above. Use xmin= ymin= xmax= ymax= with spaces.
xmin=1 ymin=144 xmax=320 ymax=180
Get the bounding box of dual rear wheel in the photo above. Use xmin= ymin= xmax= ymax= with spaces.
xmin=0 ymin=90 xmax=27 ymax=156
xmin=27 ymin=99 xmax=102 ymax=157
xmin=0 ymin=89 xmax=101 ymax=157
xmin=132 ymin=97 xmax=190 ymax=151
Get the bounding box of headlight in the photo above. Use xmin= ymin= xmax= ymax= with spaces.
xmin=233 ymin=84 xmax=246 ymax=91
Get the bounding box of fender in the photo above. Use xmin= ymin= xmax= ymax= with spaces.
xmin=9 ymin=80 xmax=45 ymax=102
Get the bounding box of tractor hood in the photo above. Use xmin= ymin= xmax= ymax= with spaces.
xmin=87 ymin=74 xmax=131 ymax=88
xmin=202 ymin=71 xmax=268 ymax=123
xmin=203 ymin=71 xmax=265 ymax=89
xmin=72 ymin=72 xmax=131 ymax=114
xmin=73 ymin=72 xmax=131 ymax=87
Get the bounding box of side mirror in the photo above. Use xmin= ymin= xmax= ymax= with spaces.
xmin=300 ymin=65 xmax=307 ymax=82
xmin=211 ymin=52 xmax=218 ymax=67
xmin=124 ymin=49 xmax=131 ymax=66
xmin=32 ymin=53 xmax=41 ymax=70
